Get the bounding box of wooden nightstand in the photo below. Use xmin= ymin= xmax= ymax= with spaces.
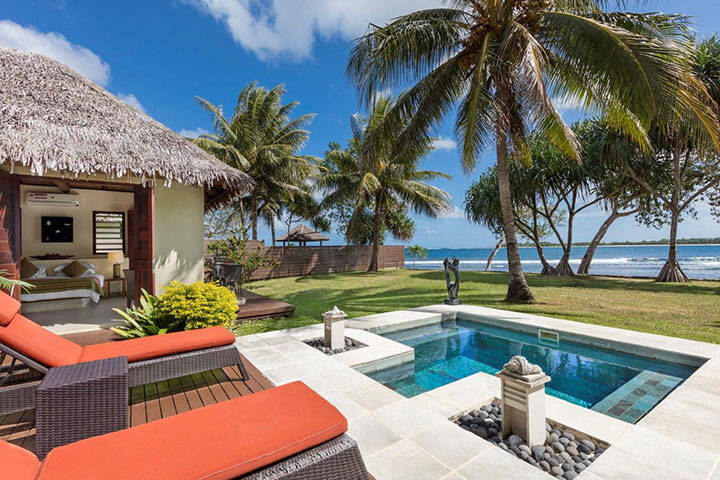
xmin=105 ymin=277 xmax=127 ymax=298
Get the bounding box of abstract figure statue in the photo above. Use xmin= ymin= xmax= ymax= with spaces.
xmin=502 ymin=355 xmax=543 ymax=376
xmin=443 ymin=256 xmax=461 ymax=305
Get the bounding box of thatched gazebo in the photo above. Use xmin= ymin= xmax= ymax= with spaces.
xmin=277 ymin=224 xmax=330 ymax=247
xmin=0 ymin=47 xmax=252 ymax=209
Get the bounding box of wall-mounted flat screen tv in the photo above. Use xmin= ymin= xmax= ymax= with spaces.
xmin=42 ymin=216 xmax=73 ymax=243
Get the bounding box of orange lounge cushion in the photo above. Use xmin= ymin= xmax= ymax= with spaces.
xmin=0 ymin=292 xmax=21 ymax=326
xmin=0 ymin=440 xmax=40 ymax=480
xmin=0 ymin=313 xmax=82 ymax=367
xmin=78 ymin=326 xmax=236 ymax=363
xmin=37 ymin=381 xmax=348 ymax=480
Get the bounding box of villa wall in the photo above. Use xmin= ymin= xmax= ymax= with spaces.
xmin=153 ymin=184 xmax=205 ymax=293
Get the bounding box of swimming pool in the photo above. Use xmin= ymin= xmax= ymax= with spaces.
xmin=364 ymin=319 xmax=702 ymax=423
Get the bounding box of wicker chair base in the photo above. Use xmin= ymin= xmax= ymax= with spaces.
xmin=243 ymin=434 xmax=370 ymax=480
xmin=128 ymin=344 xmax=246 ymax=387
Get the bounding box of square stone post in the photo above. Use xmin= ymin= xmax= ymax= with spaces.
xmin=323 ymin=306 xmax=347 ymax=350
xmin=496 ymin=358 xmax=551 ymax=447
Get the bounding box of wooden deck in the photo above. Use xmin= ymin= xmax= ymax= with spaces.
xmin=0 ymin=331 xmax=273 ymax=455
xmin=237 ymin=289 xmax=295 ymax=321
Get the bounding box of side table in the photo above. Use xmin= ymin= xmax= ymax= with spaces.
xmin=36 ymin=356 xmax=128 ymax=459
xmin=104 ymin=277 xmax=127 ymax=298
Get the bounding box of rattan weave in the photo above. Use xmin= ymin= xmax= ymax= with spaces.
xmin=243 ymin=434 xmax=370 ymax=480
xmin=36 ymin=356 xmax=128 ymax=459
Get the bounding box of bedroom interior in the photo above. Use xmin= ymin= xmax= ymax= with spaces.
xmin=17 ymin=182 xmax=134 ymax=330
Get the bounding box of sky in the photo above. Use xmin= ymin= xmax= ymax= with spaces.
xmin=2 ymin=0 xmax=720 ymax=248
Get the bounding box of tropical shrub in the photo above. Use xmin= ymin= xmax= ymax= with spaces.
xmin=111 ymin=290 xmax=164 ymax=339
xmin=207 ymin=228 xmax=278 ymax=283
xmin=154 ymin=281 xmax=238 ymax=330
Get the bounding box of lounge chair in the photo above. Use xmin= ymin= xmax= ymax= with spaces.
xmin=2 ymin=381 xmax=370 ymax=479
xmin=0 ymin=291 xmax=248 ymax=416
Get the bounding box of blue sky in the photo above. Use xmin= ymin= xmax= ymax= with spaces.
xmin=3 ymin=0 xmax=720 ymax=248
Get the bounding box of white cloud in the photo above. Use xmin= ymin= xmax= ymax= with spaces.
xmin=433 ymin=137 xmax=457 ymax=151
xmin=439 ymin=204 xmax=465 ymax=219
xmin=177 ymin=127 xmax=210 ymax=138
xmin=552 ymin=95 xmax=585 ymax=114
xmin=423 ymin=227 xmax=437 ymax=235
xmin=0 ymin=20 xmax=110 ymax=86
xmin=117 ymin=93 xmax=146 ymax=113
xmin=185 ymin=0 xmax=442 ymax=60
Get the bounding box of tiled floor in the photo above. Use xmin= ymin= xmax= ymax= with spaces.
xmin=25 ymin=296 xmax=126 ymax=333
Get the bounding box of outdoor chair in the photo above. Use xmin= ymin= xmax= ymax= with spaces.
xmin=1 ymin=381 xmax=369 ymax=479
xmin=0 ymin=290 xmax=249 ymax=417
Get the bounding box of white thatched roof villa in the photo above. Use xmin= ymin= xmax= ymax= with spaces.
xmin=0 ymin=47 xmax=251 ymax=322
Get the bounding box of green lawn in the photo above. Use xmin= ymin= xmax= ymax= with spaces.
xmin=236 ymin=269 xmax=720 ymax=344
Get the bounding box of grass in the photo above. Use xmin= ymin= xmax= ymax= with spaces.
xmin=235 ymin=269 xmax=720 ymax=344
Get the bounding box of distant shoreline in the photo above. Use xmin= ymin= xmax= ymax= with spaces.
xmin=427 ymin=243 xmax=720 ymax=250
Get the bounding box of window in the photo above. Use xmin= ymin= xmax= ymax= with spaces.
xmin=93 ymin=211 xmax=125 ymax=254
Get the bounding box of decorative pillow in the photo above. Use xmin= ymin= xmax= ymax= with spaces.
xmin=61 ymin=260 xmax=89 ymax=278
xmin=20 ymin=258 xmax=39 ymax=279
xmin=55 ymin=261 xmax=96 ymax=274
xmin=29 ymin=266 xmax=48 ymax=279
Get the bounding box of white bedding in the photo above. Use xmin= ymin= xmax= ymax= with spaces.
xmin=21 ymin=273 xmax=105 ymax=304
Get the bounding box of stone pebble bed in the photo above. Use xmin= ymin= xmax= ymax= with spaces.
xmin=455 ymin=400 xmax=605 ymax=480
xmin=304 ymin=337 xmax=366 ymax=355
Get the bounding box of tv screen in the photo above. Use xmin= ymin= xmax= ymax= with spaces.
xmin=42 ymin=216 xmax=73 ymax=243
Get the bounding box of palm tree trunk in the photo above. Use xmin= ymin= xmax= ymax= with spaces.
xmin=368 ymin=193 xmax=382 ymax=272
xmin=657 ymin=151 xmax=689 ymax=283
xmin=495 ymin=121 xmax=534 ymax=303
xmin=485 ymin=236 xmax=504 ymax=271
xmin=270 ymin=213 xmax=276 ymax=247
xmin=250 ymin=192 xmax=258 ymax=241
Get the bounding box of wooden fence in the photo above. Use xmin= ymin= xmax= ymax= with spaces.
xmin=206 ymin=243 xmax=406 ymax=281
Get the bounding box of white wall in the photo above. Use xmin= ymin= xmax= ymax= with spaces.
xmin=20 ymin=185 xmax=133 ymax=277
xmin=153 ymin=184 xmax=205 ymax=293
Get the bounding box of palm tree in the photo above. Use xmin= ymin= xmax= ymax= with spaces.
xmin=195 ymin=82 xmax=317 ymax=240
xmin=321 ymin=94 xmax=451 ymax=271
xmin=406 ymin=244 xmax=429 ymax=269
xmin=348 ymin=1 xmax=719 ymax=302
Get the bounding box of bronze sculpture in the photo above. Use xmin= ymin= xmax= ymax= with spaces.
xmin=443 ymin=256 xmax=461 ymax=305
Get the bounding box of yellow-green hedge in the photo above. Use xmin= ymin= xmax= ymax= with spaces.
xmin=155 ymin=281 xmax=238 ymax=330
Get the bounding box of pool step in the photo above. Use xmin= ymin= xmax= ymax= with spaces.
xmin=591 ymin=370 xmax=683 ymax=423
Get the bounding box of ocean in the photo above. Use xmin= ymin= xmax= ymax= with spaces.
xmin=405 ymin=244 xmax=720 ymax=280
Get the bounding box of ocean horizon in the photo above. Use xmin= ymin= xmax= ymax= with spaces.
xmin=405 ymin=244 xmax=720 ymax=280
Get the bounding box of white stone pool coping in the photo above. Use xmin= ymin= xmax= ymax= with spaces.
xmin=236 ymin=304 xmax=720 ymax=480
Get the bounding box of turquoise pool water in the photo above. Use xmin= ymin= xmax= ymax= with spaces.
xmin=365 ymin=320 xmax=700 ymax=423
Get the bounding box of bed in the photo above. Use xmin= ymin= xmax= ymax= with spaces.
xmin=21 ymin=273 xmax=105 ymax=304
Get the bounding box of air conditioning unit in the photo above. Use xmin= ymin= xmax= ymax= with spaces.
xmin=26 ymin=192 xmax=80 ymax=207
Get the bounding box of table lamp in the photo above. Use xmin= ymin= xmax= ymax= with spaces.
xmin=107 ymin=251 xmax=124 ymax=279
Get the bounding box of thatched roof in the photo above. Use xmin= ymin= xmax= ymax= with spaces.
xmin=0 ymin=47 xmax=252 ymax=204
xmin=277 ymin=224 xmax=330 ymax=243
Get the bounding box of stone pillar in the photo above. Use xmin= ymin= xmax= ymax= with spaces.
xmin=323 ymin=306 xmax=347 ymax=350
xmin=496 ymin=356 xmax=551 ymax=447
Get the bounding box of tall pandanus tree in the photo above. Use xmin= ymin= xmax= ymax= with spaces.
xmin=348 ymin=1 xmax=719 ymax=302
xmin=321 ymin=94 xmax=451 ymax=271
xmin=626 ymin=36 xmax=720 ymax=282
xmin=195 ymin=82 xmax=316 ymax=240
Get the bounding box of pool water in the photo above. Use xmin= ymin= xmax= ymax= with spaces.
xmin=365 ymin=320 xmax=699 ymax=423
